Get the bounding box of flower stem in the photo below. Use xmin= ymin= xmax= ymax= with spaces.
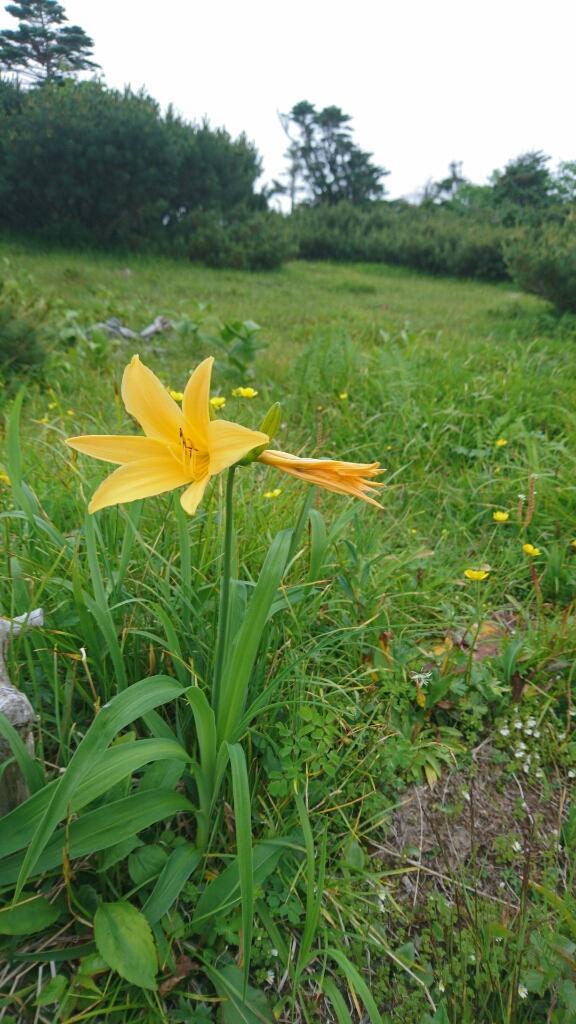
xmin=212 ymin=465 xmax=236 ymax=714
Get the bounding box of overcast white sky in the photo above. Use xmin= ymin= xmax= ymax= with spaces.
xmin=6 ymin=0 xmax=575 ymax=199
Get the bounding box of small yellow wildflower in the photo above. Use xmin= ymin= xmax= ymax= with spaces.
xmin=232 ymin=386 xmax=258 ymax=399
xmin=263 ymin=488 xmax=282 ymax=499
xmin=66 ymin=410 xmax=75 ymax=417
xmin=495 ymin=438 xmax=508 ymax=448
xmin=38 ymin=416 xmax=50 ymax=425
xmin=0 ymin=472 xmax=10 ymax=485
xmin=210 ymin=396 xmax=226 ymax=410
xmin=48 ymin=401 xmax=58 ymax=411
xmin=169 ymin=389 xmax=184 ymax=402
xmin=464 ymin=569 xmax=490 ymax=581
xmin=570 ymin=539 xmax=576 ymax=549
xmin=522 ymin=543 xmax=541 ymax=557
xmin=339 ymin=391 xmax=348 ymax=401
xmin=493 ymin=510 xmax=509 ymax=523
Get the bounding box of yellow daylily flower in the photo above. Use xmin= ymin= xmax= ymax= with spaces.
xmin=522 ymin=543 xmax=541 ymax=557
xmin=464 ymin=569 xmax=490 ymax=581
xmin=66 ymin=355 xmax=269 ymax=515
xmin=257 ymin=449 xmax=383 ymax=507
xmin=493 ymin=510 xmax=509 ymax=523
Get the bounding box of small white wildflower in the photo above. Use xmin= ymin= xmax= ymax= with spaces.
xmin=462 ymin=790 xmax=471 ymax=802
xmin=438 ymin=980 xmax=445 ymax=993
xmin=568 ymin=770 xmax=576 ymax=779
xmin=527 ymin=717 xmax=537 ymax=728
xmin=522 ymin=763 xmax=530 ymax=774
xmin=266 ymin=969 xmax=275 ymax=985
xmin=518 ymin=984 xmax=528 ymax=999
xmin=500 ymin=727 xmax=510 ymax=737
xmin=512 ymin=840 xmax=522 ymax=852
xmin=270 ymin=948 xmax=279 ymax=957
xmin=570 ymin=708 xmax=576 ymax=718
xmin=469 ymin=953 xmax=476 ymax=963
xmin=558 ymin=732 xmax=566 ymax=741
xmin=518 ymin=493 xmax=526 ymax=501
xmin=533 ymin=729 xmax=541 ymax=738
xmin=524 ymin=728 xmax=533 ymax=736
xmin=515 ymin=750 xmax=525 ymax=759
xmin=535 ymin=768 xmax=544 ymax=778
xmin=514 ymin=721 xmax=523 ymax=730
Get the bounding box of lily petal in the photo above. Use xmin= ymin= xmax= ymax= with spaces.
xmin=88 ymin=456 xmax=191 ymax=513
xmin=180 ymin=477 xmax=210 ymax=515
xmin=208 ymin=419 xmax=269 ymax=474
xmin=183 ymin=357 xmax=213 ymax=451
xmin=66 ymin=434 xmax=169 ymax=464
xmin=121 ymin=355 xmax=183 ymax=443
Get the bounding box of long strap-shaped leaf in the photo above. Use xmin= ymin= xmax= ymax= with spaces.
xmin=14 ymin=675 xmax=183 ymax=900
xmin=143 ymin=843 xmax=200 ymax=925
xmin=2 ymin=791 xmax=192 ymax=885
xmin=0 ymin=738 xmax=189 ymax=860
xmin=226 ymin=742 xmax=253 ymax=994
xmin=324 ymin=948 xmax=383 ymax=1024
xmin=0 ymin=713 xmax=45 ymax=794
xmin=217 ymin=530 xmax=292 ymax=744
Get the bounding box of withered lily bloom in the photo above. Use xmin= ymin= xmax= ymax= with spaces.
xmin=257 ymin=449 xmax=384 ymax=507
xmin=66 ymin=355 xmax=268 ymax=514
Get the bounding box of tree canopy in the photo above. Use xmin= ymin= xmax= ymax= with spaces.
xmin=279 ymin=100 xmax=388 ymax=207
xmin=0 ymin=0 xmax=98 ymax=84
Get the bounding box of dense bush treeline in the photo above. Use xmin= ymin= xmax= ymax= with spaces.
xmin=1 ymin=77 xmax=575 ymax=309
xmin=293 ymin=202 xmax=509 ymax=281
xmin=0 ymin=78 xmax=292 ymax=267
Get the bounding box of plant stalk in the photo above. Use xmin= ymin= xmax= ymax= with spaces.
xmin=212 ymin=465 xmax=236 ymax=715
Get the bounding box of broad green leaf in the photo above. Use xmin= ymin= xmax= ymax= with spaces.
xmin=143 ymin=843 xmax=200 ymax=925
xmin=14 ymin=675 xmax=184 ymax=898
xmin=94 ymin=901 xmax=157 ymax=990
xmin=0 ymin=894 xmax=63 ymax=935
xmin=35 ymin=974 xmax=68 ymax=1006
xmin=128 ymin=845 xmax=168 ymax=887
xmin=343 ymin=838 xmax=365 ymax=871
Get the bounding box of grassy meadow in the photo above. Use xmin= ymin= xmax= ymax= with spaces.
xmin=0 ymin=239 xmax=575 ymax=1023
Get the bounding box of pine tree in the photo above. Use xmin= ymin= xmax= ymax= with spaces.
xmin=0 ymin=0 xmax=98 ymax=84
xmin=280 ymin=101 xmax=387 ymax=207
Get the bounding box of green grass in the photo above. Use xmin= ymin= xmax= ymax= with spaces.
xmin=0 ymin=239 xmax=575 ymax=1023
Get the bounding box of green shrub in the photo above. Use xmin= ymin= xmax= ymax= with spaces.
xmin=505 ymin=220 xmax=576 ymax=313
xmin=292 ymin=201 xmax=509 ymax=280
xmin=181 ymin=207 xmax=296 ymax=270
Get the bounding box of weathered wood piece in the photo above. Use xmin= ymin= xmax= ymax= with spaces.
xmin=0 ymin=609 xmax=43 ymax=815
xmin=90 ymin=315 xmax=173 ymax=340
